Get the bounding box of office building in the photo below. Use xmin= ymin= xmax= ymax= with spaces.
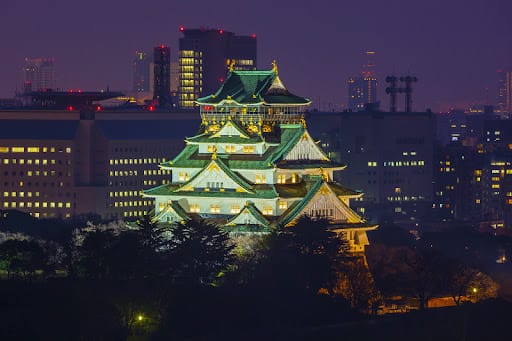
xmin=23 ymin=57 xmax=56 ymax=93
xmin=0 ymin=109 xmax=200 ymax=220
xmin=497 ymin=69 xmax=512 ymax=115
xmin=153 ymin=45 xmax=172 ymax=108
xmin=178 ymin=27 xmax=257 ymax=109
xmin=132 ymin=51 xmax=151 ymax=92
xmin=308 ymin=110 xmax=435 ymax=224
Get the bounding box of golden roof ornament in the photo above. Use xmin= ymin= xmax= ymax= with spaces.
xmin=272 ymin=60 xmax=279 ymax=75
xmin=320 ymin=167 xmax=328 ymax=181
xmin=229 ymin=59 xmax=236 ymax=72
xmin=211 ymin=145 xmax=218 ymax=160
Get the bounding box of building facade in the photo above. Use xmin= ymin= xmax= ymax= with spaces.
xmin=145 ymin=64 xmax=376 ymax=253
xmin=153 ymin=45 xmax=172 ymax=108
xmin=497 ymin=69 xmax=512 ymax=115
xmin=308 ymin=111 xmax=435 ymax=224
xmin=133 ymin=51 xmax=151 ymax=93
xmin=178 ymin=27 xmax=257 ymax=109
xmin=0 ymin=110 xmax=200 ymax=220
xmin=23 ymin=57 xmax=56 ymax=93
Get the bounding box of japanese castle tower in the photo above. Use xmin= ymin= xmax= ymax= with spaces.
xmin=144 ymin=62 xmax=376 ymax=253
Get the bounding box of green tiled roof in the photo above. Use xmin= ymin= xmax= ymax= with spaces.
xmin=144 ymin=183 xmax=278 ymax=199
xmin=329 ymin=182 xmax=363 ymax=197
xmin=186 ymin=134 xmax=264 ymax=144
xmin=197 ymin=70 xmax=310 ymax=105
xmin=161 ymin=124 xmax=344 ymax=172
xmin=275 ymin=183 xmax=308 ymax=198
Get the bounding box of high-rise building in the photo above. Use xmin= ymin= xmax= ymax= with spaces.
xmin=132 ymin=51 xmax=151 ymax=92
xmin=23 ymin=57 xmax=56 ymax=93
xmin=178 ymin=27 xmax=257 ymax=109
xmin=497 ymin=69 xmax=512 ymax=115
xmin=347 ymin=51 xmax=377 ymax=111
xmin=153 ymin=45 xmax=171 ymax=108
xmin=144 ymin=63 xmax=376 ymax=253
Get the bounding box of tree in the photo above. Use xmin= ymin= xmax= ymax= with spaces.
xmin=335 ymin=257 xmax=382 ymax=314
xmin=0 ymin=239 xmax=48 ymax=278
xmin=443 ymin=260 xmax=479 ymax=306
xmin=165 ymin=220 xmax=234 ymax=286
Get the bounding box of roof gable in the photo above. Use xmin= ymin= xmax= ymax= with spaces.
xmin=211 ymin=120 xmax=249 ymax=139
xmin=280 ymin=179 xmax=364 ymax=226
xmin=176 ymin=157 xmax=254 ymax=193
xmin=226 ymin=201 xmax=269 ymax=227
xmin=282 ymin=130 xmax=329 ymax=162
xmin=153 ymin=201 xmax=190 ymax=224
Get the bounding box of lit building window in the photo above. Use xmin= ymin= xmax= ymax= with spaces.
xmin=255 ymin=174 xmax=266 ymax=184
xmin=262 ymin=207 xmax=273 ymax=215
xmin=277 ymin=174 xmax=286 ymax=184
xmin=243 ymin=146 xmax=255 ymax=153
xmin=190 ymin=204 xmax=200 ymax=213
xmin=230 ymin=205 xmax=241 ymax=214
xmin=11 ymin=147 xmax=24 ymax=153
xmin=278 ymin=201 xmax=288 ymax=210
xmin=210 ymin=204 xmax=220 ymax=214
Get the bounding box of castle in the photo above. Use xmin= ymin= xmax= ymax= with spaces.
xmin=144 ymin=62 xmax=376 ymax=253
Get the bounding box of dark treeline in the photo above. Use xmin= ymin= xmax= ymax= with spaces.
xmin=0 ymin=215 xmax=374 ymax=339
xmin=0 ymin=212 xmax=508 ymax=339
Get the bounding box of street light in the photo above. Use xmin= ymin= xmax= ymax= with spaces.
xmin=137 ymin=314 xmax=144 ymax=322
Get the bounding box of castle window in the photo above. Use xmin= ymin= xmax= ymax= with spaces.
xmin=210 ymin=204 xmax=221 ymax=214
xmin=243 ymin=146 xmax=255 ymax=153
xmin=230 ymin=205 xmax=241 ymax=214
xmin=278 ymin=201 xmax=288 ymax=210
xmin=190 ymin=204 xmax=200 ymax=213
xmin=255 ymin=174 xmax=266 ymax=184
xmin=277 ymin=174 xmax=286 ymax=184
xmin=262 ymin=207 xmax=273 ymax=215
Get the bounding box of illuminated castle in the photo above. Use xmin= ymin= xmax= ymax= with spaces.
xmin=144 ymin=62 xmax=376 ymax=252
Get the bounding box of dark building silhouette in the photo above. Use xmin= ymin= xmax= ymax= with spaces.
xmin=178 ymin=27 xmax=257 ymax=109
xmin=132 ymin=51 xmax=151 ymax=92
xmin=347 ymin=51 xmax=377 ymax=111
xmin=308 ymin=110 xmax=435 ymax=225
xmin=153 ymin=45 xmax=171 ymax=108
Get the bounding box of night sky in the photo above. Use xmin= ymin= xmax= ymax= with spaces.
xmin=1 ymin=0 xmax=510 ymax=112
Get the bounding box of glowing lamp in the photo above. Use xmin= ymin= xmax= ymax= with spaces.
xmin=179 ymin=26 xmax=185 ymax=32
xmin=219 ymin=77 xmax=224 ymax=83
xmin=148 ymin=105 xmax=155 ymax=112
xmin=96 ymin=106 xmax=101 ymax=111
xmin=219 ymin=29 xmax=224 ymax=34
xmin=67 ymin=106 xmax=74 ymax=111
xmin=251 ymin=34 xmax=257 ymax=38
xmin=137 ymin=314 xmax=144 ymax=321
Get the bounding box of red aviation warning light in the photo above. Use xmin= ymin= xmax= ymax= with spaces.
xmin=179 ymin=26 xmax=185 ymax=32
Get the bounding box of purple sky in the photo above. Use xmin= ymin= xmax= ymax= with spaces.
xmin=1 ymin=0 xmax=511 ymax=112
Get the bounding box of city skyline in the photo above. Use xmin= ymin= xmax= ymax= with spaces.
xmin=1 ymin=0 xmax=511 ymax=111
